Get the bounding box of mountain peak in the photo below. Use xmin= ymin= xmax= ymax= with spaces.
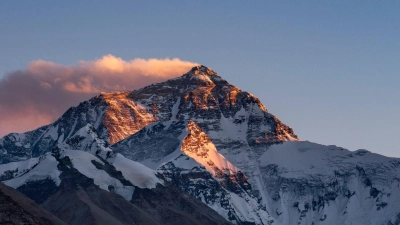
xmin=187 ymin=65 xmax=218 ymax=77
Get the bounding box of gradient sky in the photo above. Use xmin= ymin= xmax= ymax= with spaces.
xmin=1 ymin=1 xmax=399 ymax=157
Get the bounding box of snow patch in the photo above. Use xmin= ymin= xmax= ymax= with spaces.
xmin=64 ymin=150 xmax=135 ymax=200
xmin=0 ymin=157 xmax=40 ymax=177
xmin=107 ymin=153 xmax=160 ymax=189
xmin=4 ymin=153 xmax=61 ymax=188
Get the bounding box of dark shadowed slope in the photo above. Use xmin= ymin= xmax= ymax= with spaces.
xmin=0 ymin=182 xmax=66 ymax=225
xmin=1 ymin=65 xmax=400 ymax=225
xmin=5 ymin=148 xmax=232 ymax=225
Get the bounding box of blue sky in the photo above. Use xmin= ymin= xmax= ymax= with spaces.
xmin=1 ymin=1 xmax=399 ymax=157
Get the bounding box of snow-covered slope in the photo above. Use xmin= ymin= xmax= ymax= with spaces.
xmin=0 ymin=65 xmax=399 ymax=225
xmin=256 ymin=141 xmax=400 ymax=225
xmin=0 ymin=146 xmax=232 ymax=225
xmin=0 ymin=92 xmax=156 ymax=163
xmin=0 ymin=65 xmax=296 ymax=164
xmin=0 ymin=122 xmax=160 ymax=201
xmin=0 ymin=148 xmax=160 ymax=201
xmin=155 ymin=120 xmax=277 ymax=224
xmin=113 ymin=115 xmax=400 ymax=224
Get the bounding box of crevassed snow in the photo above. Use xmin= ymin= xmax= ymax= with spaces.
xmin=4 ymin=153 xmax=61 ymax=188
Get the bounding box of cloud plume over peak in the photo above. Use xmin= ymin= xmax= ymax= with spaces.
xmin=0 ymin=55 xmax=198 ymax=137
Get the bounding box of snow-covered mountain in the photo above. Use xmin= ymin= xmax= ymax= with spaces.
xmin=0 ymin=65 xmax=399 ymax=225
xmin=0 ymin=125 xmax=231 ymax=225
xmin=257 ymin=141 xmax=400 ymax=225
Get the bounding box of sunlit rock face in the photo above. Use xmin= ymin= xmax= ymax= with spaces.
xmin=113 ymin=65 xmax=297 ymax=158
xmin=110 ymin=66 xmax=298 ymax=223
xmin=181 ymin=120 xmax=240 ymax=176
xmin=101 ymin=92 xmax=157 ymax=144
xmin=154 ymin=120 xmax=277 ymax=224
xmin=126 ymin=65 xmax=296 ymax=142
xmin=0 ymin=65 xmax=296 ymax=163
xmin=0 ymin=65 xmax=298 ymax=224
xmin=2 ymin=65 xmax=400 ymax=225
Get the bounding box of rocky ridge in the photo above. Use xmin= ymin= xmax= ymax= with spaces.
xmin=0 ymin=65 xmax=399 ymax=225
xmin=0 ymin=127 xmax=232 ymax=225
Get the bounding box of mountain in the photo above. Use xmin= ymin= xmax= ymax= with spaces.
xmin=0 ymin=66 xmax=296 ymax=164
xmin=0 ymin=181 xmax=66 ymax=225
xmin=0 ymin=125 xmax=231 ymax=225
xmin=1 ymin=65 xmax=399 ymax=225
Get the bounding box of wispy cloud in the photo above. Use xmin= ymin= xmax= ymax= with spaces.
xmin=0 ymin=55 xmax=198 ymax=137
